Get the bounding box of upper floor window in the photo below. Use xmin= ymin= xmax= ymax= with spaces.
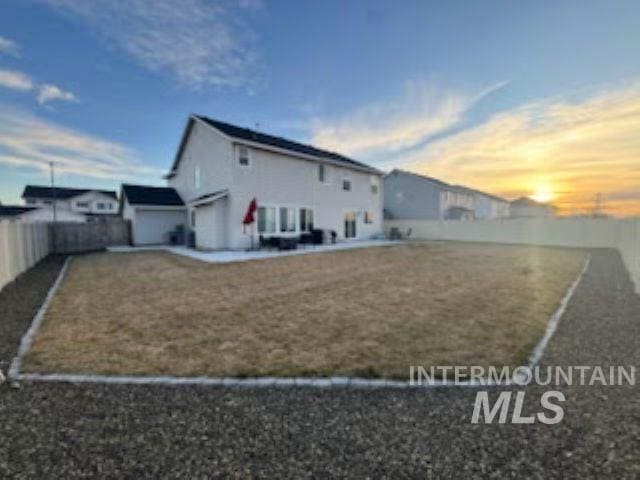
xmin=191 ymin=209 xmax=196 ymax=228
xmin=97 ymin=202 xmax=106 ymax=210
xmin=370 ymin=175 xmax=379 ymax=194
xmin=108 ymin=203 xmax=114 ymax=210
xmin=342 ymin=179 xmax=352 ymax=191
xmin=194 ymin=164 xmax=201 ymax=189
xmin=279 ymin=207 xmax=296 ymax=232
xmin=76 ymin=201 xmax=89 ymax=208
xmin=318 ymin=164 xmax=326 ymax=183
xmin=238 ymin=146 xmax=251 ymax=167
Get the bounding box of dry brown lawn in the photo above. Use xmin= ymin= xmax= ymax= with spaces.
xmin=24 ymin=242 xmax=586 ymax=379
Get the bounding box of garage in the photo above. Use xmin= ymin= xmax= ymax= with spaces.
xmin=120 ymin=184 xmax=188 ymax=246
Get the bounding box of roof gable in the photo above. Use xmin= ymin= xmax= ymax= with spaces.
xmin=0 ymin=205 xmax=38 ymax=217
xmin=121 ymin=184 xmax=185 ymax=206
xmin=167 ymin=115 xmax=382 ymax=177
xmin=22 ymin=185 xmax=117 ymax=200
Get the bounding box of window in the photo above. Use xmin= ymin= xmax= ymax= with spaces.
xmin=191 ymin=209 xmax=196 ymax=228
xmin=342 ymin=179 xmax=352 ymax=191
xmin=318 ymin=164 xmax=325 ymax=183
xmin=194 ymin=164 xmax=201 ymax=189
xmin=238 ymin=146 xmax=250 ymax=166
xmin=108 ymin=203 xmax=113 ymax=210
xmin=364 ymin=211 xmax=374 ymax=224
xmin=257 ymin=206 xmax=276 ymax=233
xmin=279 ymin=207 xmax=296 ymax=232
xmin=76 ymin=201 xmax=89 ymax=208
xmin=299 ymin=208 xmax=314 ymax=232
xmin=97 ymin=202 xmax=106 ymax=210
xmin=370 ymin=175 xmax=379 ymax=194
xmin=26 ymin=199 xmax=36 ymax=205
xmin=43 ymin=200 xmax=52 ymax=205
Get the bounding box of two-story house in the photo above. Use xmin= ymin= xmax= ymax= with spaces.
xmin=22 ymin=186 xmax=119 ymax=222
xmin=122 ymin=115 xmax=384 ymax=249
xmin=383 ymin=170 xmax=476 ymax=220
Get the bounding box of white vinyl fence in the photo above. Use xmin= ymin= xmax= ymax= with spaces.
xmin=0 ymin=221 xmax=51 ymax=292
xmin=386 ymin=217 xmax=640 ymax=293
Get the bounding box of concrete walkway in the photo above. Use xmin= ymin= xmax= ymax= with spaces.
xmin=108 ymin=239 xmax=400 ymax=263
xmin=1 ymin=249 xmax=638 ymax=477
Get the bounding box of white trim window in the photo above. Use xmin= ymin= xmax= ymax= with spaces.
xmin=257 ymin=206 xmax=276 ymax=234
xmin=191 ymin=209 xmax=196 ymax=228
xmin=97 ymin=202 xmax=106 ymax=210
xmin=238 ymin=145 xmax=251 ymax=167
xmin=370 ymin=175 xmax=379 ymax=194
xmin=299 ymin=208 xmax=314 ymax=232
xmin=364 ymin=211 xmax=374 ymax=224
xmin=279 ymin=207 xmax=296 ymax=232
xmin=318 ymin=164 xmax=326 ymax=183
xmin=194 ymin=164 xmax=201 ymax=189
xmin=342 ymin=179 xmax=352 ymax=191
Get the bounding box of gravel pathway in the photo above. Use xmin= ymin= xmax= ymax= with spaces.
xmin=1 ymin=250 xmax=638 ymax=478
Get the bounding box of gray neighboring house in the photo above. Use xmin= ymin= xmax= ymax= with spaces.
xmin=510 ymin=197 xmax=557 ymax=218
xmin=454 ymin=186 xmax=511 ymax=220
xmin=383 ymin=170 xmax=476 ymax=220
xmin=384 ymin=170 xmax=511 ymax=221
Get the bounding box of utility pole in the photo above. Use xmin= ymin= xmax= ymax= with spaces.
xmin=49 ymin=161 xmax=57 ymax=223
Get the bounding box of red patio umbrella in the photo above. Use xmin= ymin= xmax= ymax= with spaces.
xmin=243 ymin=197 xmax=257 ymax=225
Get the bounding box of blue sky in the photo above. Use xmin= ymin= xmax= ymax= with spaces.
xmin=1 ymin=0 xmax=640 ymax=214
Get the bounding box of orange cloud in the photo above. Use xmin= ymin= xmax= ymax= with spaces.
xmin=399 ymin=83 xmax=640 ymax=216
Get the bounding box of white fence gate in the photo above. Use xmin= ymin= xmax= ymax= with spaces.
xmin=0 ymin=221 xmax=51 ymax=292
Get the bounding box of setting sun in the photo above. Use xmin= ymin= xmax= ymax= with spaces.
xmin=530 ymin=186 xmax=555 ymax=204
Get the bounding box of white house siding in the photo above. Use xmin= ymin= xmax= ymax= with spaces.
xmin=168 ymin=119 xmax=383 ymax=250
xmin=227 ymin=146 xmax=383 ymax=250
xmin=194 ymin=199 xmax=227 ymax=250
xmin=130 ymin=208 xmax=187 ymax=245
xmin=68 ymin=191 xmax=118 ymax=215
xmin=168 ymin=120 xmax=234 ymax=204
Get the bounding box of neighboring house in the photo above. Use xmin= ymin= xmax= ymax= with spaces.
xmin=0 ymin=205 xmax=86 ymax=223
xmin=510 ymin=197 xmax=557 ymax=218
xmin=156 ymin=115 xmax=384 ymax=250
xmin=22 ymin=186 xmax=119 ymax=221
xmin=383 ymin=170 xmax=476 ymax=221
xmin=120 ymin=185 xmax=187 ymax=245
xmin=455 ymin=186 xmax=511 ymax=220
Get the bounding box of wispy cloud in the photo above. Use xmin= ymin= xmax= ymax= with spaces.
xmin=39 ymin=0 xmax=259 ymax=88
xmin=0 ymin=107 xmax=162 ymax=180
xmin=398 ymin=82 xmax=640 ymax=216
xmin=310 ymin=80 xmax=508 ymax=158
xmin=0 ymin=68 xmax=76 ymax=106
xmin=37 ymin=84 xmax=77 ymax=105
xmin=0 ymin=69 xmax=33 ymax=91
xmin=0 ymin=36 xmax=20 ymax=57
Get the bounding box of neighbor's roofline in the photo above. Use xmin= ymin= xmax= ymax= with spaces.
xmin=165 ymin=114 xmax=383 ymax=179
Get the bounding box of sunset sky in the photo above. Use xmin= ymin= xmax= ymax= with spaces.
xmin=1 ymin=0 xmax=639 ymax=216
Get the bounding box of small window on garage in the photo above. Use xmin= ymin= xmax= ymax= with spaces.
xmin=238 ymin=146 xmax=251 ymax=167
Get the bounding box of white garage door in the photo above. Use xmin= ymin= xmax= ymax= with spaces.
xmin=134 ymin=209 xmax=187 ymax=245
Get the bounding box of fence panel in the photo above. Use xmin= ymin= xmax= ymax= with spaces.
xmin=50 ymin=219 xmax=130 ymax=254
xmin=0 ymin=221 xmax=51 ymax=292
